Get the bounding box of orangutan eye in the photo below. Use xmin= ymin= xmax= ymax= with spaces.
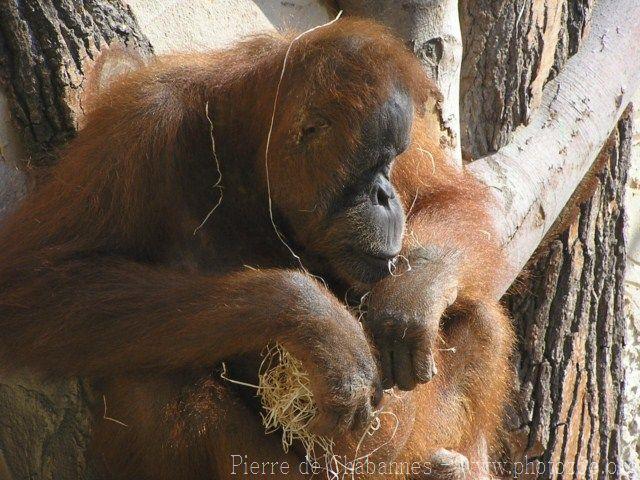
xmin=302 ymin=125 xmax=318 ymax=136
xmin=300 ymin=118 xmax=329 ymax=141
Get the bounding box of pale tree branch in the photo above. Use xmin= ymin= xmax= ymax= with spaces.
xmin=467 ymin=0 xmax=640 ymax=296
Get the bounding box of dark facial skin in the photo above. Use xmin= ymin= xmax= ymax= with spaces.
xmin=319 ymin=89 xmax=412 ymax=285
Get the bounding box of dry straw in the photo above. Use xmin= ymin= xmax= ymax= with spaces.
xmin=222 ymin=343 xmax=400 ymax=480
xmin=193 ymin=101 xmax=224 ymax=235
xmin=221 ymin=344 xmax=336 ymax=473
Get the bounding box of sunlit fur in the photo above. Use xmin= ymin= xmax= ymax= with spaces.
xmin=0 ymin=19 xmax=514 ymax=479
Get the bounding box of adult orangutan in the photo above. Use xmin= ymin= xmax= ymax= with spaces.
xmin=0 ymin=18 xmax=513 ymax=480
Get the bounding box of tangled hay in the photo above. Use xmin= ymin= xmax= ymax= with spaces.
xmin=222 ymin=343 xmax=399 ymax=479
xmin=257 ymin=345 xmax=332 ymax=453
xmin=222 ymin=344 xmax=336 ymax=471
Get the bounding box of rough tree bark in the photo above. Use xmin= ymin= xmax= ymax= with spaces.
xmin=0 ymin=0 xmax=152 ymax=155
xmin=0 ymin=1 xmax=151 ymax=479
xmin=459 ymin=0 xmax=593 ymax=159
xmin=458 ymin=1 xmax=632 ymax=478
xmin=505 ymin=113 xmax=631 ymax=479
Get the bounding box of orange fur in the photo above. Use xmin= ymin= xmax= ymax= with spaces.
xmin=0 ymin=19 xmax=513 ymax=479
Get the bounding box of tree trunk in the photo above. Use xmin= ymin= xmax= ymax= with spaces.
xmin=459 ymin=1 xmax=632 ymax=478
xmin=505 ymin=112 xmax=631 ymax=479
xmin=0 ymin=0 xmax=152 ymax=156
xmin=0 ymin=2 xmax=151 ymax=479
xmin=459 ymin=0 xmax=592 ymax=159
